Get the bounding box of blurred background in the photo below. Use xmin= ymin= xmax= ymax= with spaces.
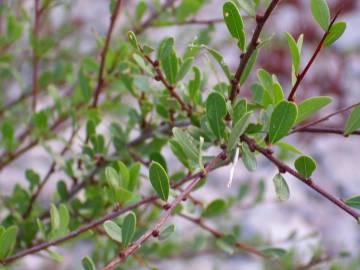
xmin=0 ymin=0 xmax=359 ymax=269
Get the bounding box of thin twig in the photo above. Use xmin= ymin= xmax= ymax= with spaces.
xmin=241 ymin=135 xmax=360 ymax=221
xmin=91 ymin=0 xmax=123 ymax=108
xmin=229 ymin=0 xmax=281 ymax=103
xmin=101 ymin=152 xmax=226 ymax=270
xmin=31 ymin=0 xmax=41 ymax=112
xmin=287 ymin=9 xmax=342 ymax=101
xmin=292 ymin=127 xmax=360 ymax=136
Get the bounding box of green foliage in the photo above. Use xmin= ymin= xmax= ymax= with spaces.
xmin=310 ymin=0 xmax=330 ymax=31
xmin=344 ymin=105 xmax=360 ymax=135
xmin=122 ymin=212 xmax=137 ymax=248
xmin=296 ymin=96 xmax=332 ymax=124
xmin=223 ymin=1 xmax=246 ymax=50
xmin=272 ymin=174 xmax=290 ymax=201
xmin=206 ymin=92 xmax=227 ymax=139
xmin=149 ymin=162 xmax=170 ymax=201
xmin=294 ymin=155 xmax=317 ymax=178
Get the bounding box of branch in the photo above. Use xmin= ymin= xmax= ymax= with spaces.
xmin=292 ymin=101 xmax=360 ymax=132
xmin=287 ymin=9 xmax=342 ymax=102
xmin=31 ymin=0 xmax=41 ymax=112
xmin=101 ymin=152 xmax=226 ymax=270
xmin=1 ymin=153 xmax=227 ymax=265
xmin=91 ymin=0 xmax=123 ymax=108
xmin=292 ymin=127 xmax=360 ymax=136
xmin=241 ymin=135 xmax=360 ymax=221
xmin=177 ymin=212 xmax=265 ymax=258
xmin=229 ymin=0 xmax=281 ymax=103
xmin=142 ymin=54 xmax=192 ymax=116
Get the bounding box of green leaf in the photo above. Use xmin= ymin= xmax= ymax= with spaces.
xmin=310 ymin=0 xmax=330 ymax=31
xmin=228 ymin=112 xmax=252 ymax=151
xmin=296 ymin=96 xmax=332 ymax=124
xmin=127 ymin=31 xmax=139 ymax=50
xmin=176 ymin=57 xmax=194 ymax=82
xmin=344 ymin=105 xmax=360 ymax=135
xmin=58 ymin=204 xmax=70 ymax=233
xmin=241 ymin=143 xmax=257 ymax=171
xmin=232 ymin=99 xmax=247 ymax=124
xmin=50 ymin=204 xmax=60 ymax=231
xmin=103 ymin=220 xmax=122 ymax=243
xmin=294 ymin=155 xmax=316 ymax=178
xmin=158 ymin=37 xmax=174 ymax=60
xmin=236 ymin=0 xmax=256 ymax=16
xmin=216 ymin=238 xmax=234 ymax=255
xmin=105 ymin=167 xmax=120 ymax=189
xmin=149 ymin=162 xmax=170 ymax=201
xmin=206 ymin=92 xmax=227 ymax=139
xmin=261 ymin=247 xmax=287 ymax=258
xmin=202 ymin=199 xmax=227 ymax=217
xmin=161 ymin=49 xmax=178 ymax=85
xmin=172 ymin=127 xmax=200 ymax=162
xmin=285 ymin=32 xmax=300 ymax=73
xmin=272 ymin=174 xmax=290 ymax=201
xmin=169 ymin=139 xmax=190 ymax=169
xmin=344 ymin=195 xmax=360 ymax=209
xmin=0 ymin=226 xmax=18 ymax=259
xmin=324 ymin=21 xmax=346 ymax=46
xmin=128 ymin=163 xmax=141 ymax=191
xmin=82 ymin=256 xmax=97 ymax=270
xmin=223 ymin=1 xmax=246 ymax=50
xmin=203 ymin=45 xmax=232 ymax=80
xmin=268 ymin=101 xmax=298 ymax=144
xmin=159 ymin=224 xmax=176 ymax=240
xmin=122 ymin=212 xmax=136 ymax=248
xmin=240 ymin=50 xmax=257 ymax=85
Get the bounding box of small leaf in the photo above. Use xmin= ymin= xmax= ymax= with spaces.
xmin=161 ymin=49 xmax=178 ymax=85
xmin=127 ymin=31 xmax=139 ymax=50
xmin=82 ymin=256 xmax=97 ymax=270
xmin=50 ymin=204 xmax=60 ymax=231
xmin=169 ymin=139 xmax=190 ymax=169
xmin=228 ymin=112 xmax=253 ymax=151
xmin=268 ymin=101 xmax=298 ymax=144
xmin=105 ymin=167 xmax=120 ymax=189
xmin=296 ymin=96 xmax=332 ymax=124
xmin=172 ymin=127 xmax=199 ymax=162
xmin=240 ymin=50 xmax=257 ymax=85
xmin=216 ymin=238 xmax=234 ymax=255
xmin=202 ymin=199 xmax=227 ymax=218
xmin=232 ymin=99 xmax=247 ymax=124
xmin=344 ymin=105 xmax=360 ymax=135
xmin=324 ymin=21 xmax=346 ymax=46
xmin=206 ymin=92 xmax=227 ymax=139
xmin=203 ymin=45 xmax=232 ymax=80
xmin=294 ymin=155 xmax=316 ymax=178
xmin=241 ymin=143 xmax=257 ymax=171
xmin=344 ymin=195 xmax=360 ymax=209
xmin=103 ymin=220 xmax=122 ymax=243
xmin=285 ymin=32 xmax=300 ymax=73
xmin=272 ymin=174 xmax=290 ymax=201
xmin=159 ymin=224 xmax=176 ymax=240
xmin=261 ymin=247 xmax=287 ymax=258
xmin=149 ymin=162 xmax=170 ymax=201
xmin=223 ymin=1 xmax=246 ymax=50
xmin=310 ymin=0 xmax=330 ymax=31
xmin=122 ymin=212 xmax=136 ymax=248
xmin=176 ymin=57 xmax=194 ymax=82
xmin=0 ymin=226 xmax=18 ymax=259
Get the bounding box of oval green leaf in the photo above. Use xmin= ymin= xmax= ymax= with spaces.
xmin=159 ymin=224 xmax=176 ymax=240
xmin=149 ymin=161 xmax=170 ymax=201
xmin=206 ymin=92 xmax=227 ymax=139
xmin=310 ymin=0 xmax=330 ymax=31
xmin=285 ymin=32 xmax=300 ymax=73
xmin=0 ymin=225 xmax=18 ymax=259
xmin=122 ymin=212 xmax=136 ymax=248
xmin=344 ymin=104 xmax=360 ymax=135
xmin=172 ymin=127 xmax=199 ymax=162
xmin=103 ymin=220 xmax=122 ymax=243
xmin=269 ymin=101 xmax=298 ymax=144
xmin=344 ymin=195 xmax=360 ymax=209
xmin=223 ymin=1 xmax=246 ymax=50
xmin=324 ymin=21 xmax=346 ymax=46
xmin=241 ymin=143 xmax=257 ymax=171
xmin=294 ymin=155 xmax=316 ymax=178
xmin=296 ymin=96 xmax=332 ymax=124
xmin=82 ymin=256 xmax=96 ymax=270
xmin=272 ymin=174 xmax=290 ymax=201
xmin=202 ymin=199 xmax=227 ymax=218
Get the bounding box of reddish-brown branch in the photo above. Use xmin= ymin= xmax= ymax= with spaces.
xmin=292 ymin=127 xmax=360 ymax=136
xmin=101 ymin=152 xmax=226 ymax=270
xmin=143 ymin=54 xmax=192 ymax=116
xmin=241 ymin=135 xmax=360 ymax=221
xmin=178 ymin=212 xmax=265 ymax=258
xmin=91 ymin=0 xmax=123 ymax=108
xmin=229 ymin=0 xmax=281 ymax=103
xmin=292 ymin=101 xmax=360 ymax=132
xmin=31 ymin=0 xmax=41 ymax=112
xmin=287 ymin=10 xmax=342 ymax=102
xmin=1 ymin=153 xmax=227 ymax=265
